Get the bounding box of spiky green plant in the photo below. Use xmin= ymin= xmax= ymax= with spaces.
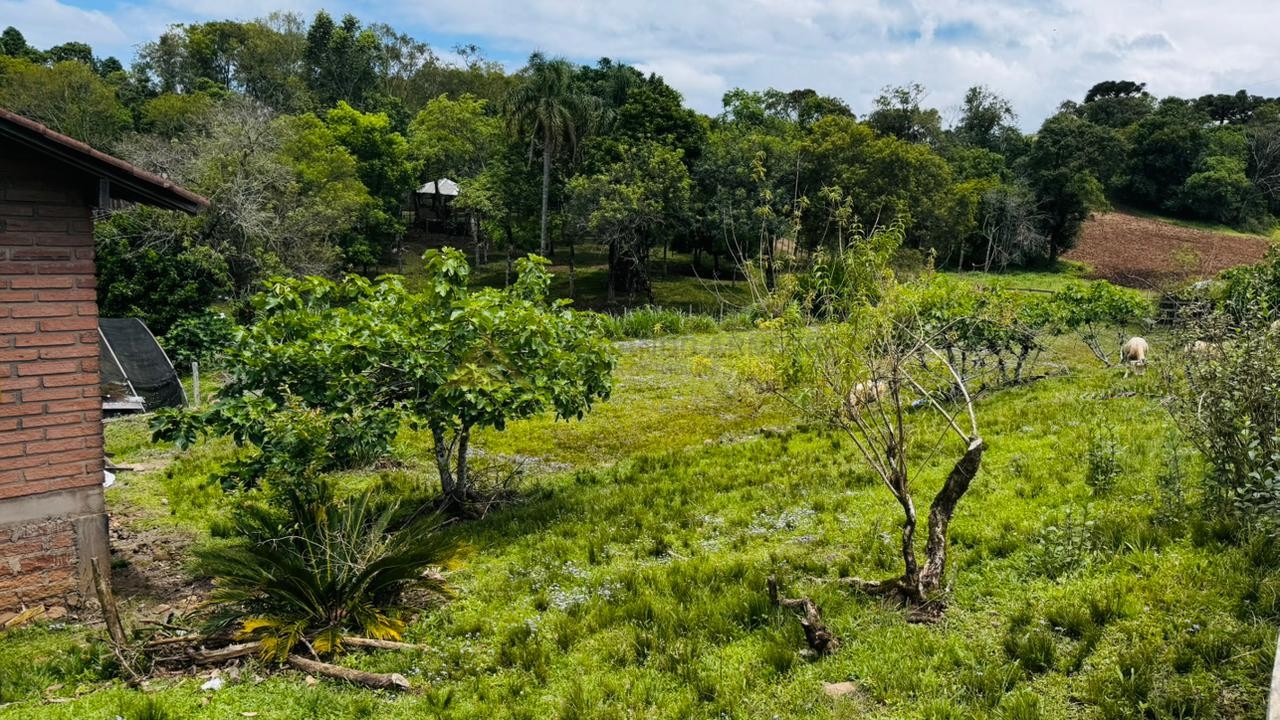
xmin=194 ymin=482 xmax=450 ymax=661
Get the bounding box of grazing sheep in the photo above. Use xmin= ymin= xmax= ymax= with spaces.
xmin=1186 ymin=340 xmax=1217 ymax=354
xmin=1121 ymin=336 xmax=1149 ymax=375
xmin=846 ymin=380 xmax=888 ymax=414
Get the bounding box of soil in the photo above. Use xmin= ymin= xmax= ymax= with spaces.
xmin=108 ymin=510 xmax=211 ymax=619
xmin=1064 ymin=212 xmax=1270 ymax=289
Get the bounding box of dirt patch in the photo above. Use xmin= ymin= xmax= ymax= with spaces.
xmin=108 ymin=515 xmax=210 ymax=617
xmin=1064 ymin=212 xmax=1270 ymax=289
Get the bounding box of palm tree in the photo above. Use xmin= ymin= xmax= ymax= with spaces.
xmin=503 ymin=53 xmax=599 ymax=256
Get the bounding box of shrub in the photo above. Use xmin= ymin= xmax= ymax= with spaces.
xmin=160 ymin=310 xmax=238 ymax=370
xmin=1042 ymin=281 xmax=1151 ymax=365
xmin=195 ymin=479 xmax=450 ymax=661
xmin=1164 ymin=312 xmax=1280 ymax=530
xmin=1084 ymin=424 xmax=1122 ymax=495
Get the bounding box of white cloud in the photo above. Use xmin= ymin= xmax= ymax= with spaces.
xmin=7 ymin=0 xmax=1278 ymax=128
xmin=0 ymin=0 xmax=128 ymax=51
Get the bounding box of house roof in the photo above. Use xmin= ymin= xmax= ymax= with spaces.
xmin=417 ymin=178 xmax=460 ymax=196
xmin=0 ymin=108 xmax=209 ymax=215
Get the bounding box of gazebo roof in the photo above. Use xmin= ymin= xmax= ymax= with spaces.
xmin=416 ymin=178 xmax=460 ymax=196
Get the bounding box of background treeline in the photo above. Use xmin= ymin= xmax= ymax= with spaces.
xmin=3 ymin=17 xmax=1280 ymax=333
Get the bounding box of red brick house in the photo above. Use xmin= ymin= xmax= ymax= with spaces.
xmin=0 ymin=109 xmax=207 ymax=613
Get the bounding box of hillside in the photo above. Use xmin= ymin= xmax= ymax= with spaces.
xmin=1065 ymin=211 xmax=1272 ymax=288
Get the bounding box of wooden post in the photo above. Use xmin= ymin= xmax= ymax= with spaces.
xmin=1269 ymin=629 xmax=1280 ymax=720
xmin=191 ymin=361 xmax=200 ymax=408
xmin=90 ymin=557 xmax=127 ymax=648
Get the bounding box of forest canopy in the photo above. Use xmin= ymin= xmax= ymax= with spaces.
xmin=3 ymin=17 xmax=1279 ymax=332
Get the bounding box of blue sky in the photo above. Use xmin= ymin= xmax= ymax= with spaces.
xmin=4 ymin=0 xmax=1278 ymax=128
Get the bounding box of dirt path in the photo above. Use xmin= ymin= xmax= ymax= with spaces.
xmin=1065 ymin=212 xmax=1270 ymax=288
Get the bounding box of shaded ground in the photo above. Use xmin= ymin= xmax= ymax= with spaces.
xmin=1065 ymin=211 xmax=1271 ymax=288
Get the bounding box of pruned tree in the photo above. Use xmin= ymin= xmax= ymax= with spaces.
xmin=743 ymin=297 xmax=986 ymax=615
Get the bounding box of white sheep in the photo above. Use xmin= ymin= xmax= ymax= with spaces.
xmin=1121 ymin=336 xmax=1149 ymax=375
xmin=1186 ymin=340 xmax=1216 ymax=354
xmin=846 ymin=380 xmax=888 ymax=415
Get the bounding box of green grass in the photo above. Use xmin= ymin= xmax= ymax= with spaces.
xmin=3 ymin=313 xmax=1276 ymax=719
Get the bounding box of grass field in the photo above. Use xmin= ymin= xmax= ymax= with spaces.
xmin=1 ymin=293 xmax=1276 ymax=719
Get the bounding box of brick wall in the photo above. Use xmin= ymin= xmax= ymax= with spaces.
xmin=0 ymin=143 xmax=106 ymax=610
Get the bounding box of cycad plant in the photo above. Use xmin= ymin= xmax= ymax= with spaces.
xmin=195 ymin=481 xmax=450 ymax=661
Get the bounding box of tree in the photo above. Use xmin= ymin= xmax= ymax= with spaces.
xmin=1122 ymin=100 xmax=1208 ymax=209
xmin=567 ymin=142 xmax=692 ymax=301
xmin=504 ymin=52 xmax=601 ymax=256
xmin=743 ymin=279 xmax=987 ymax=611
xmin=954 ymin=85 xmax=1016 ymax=151
xmin=0 ymin=26 xmax=41 ymax=61
xmin=1080 ymin=79 xmax=1154 ymax=128
xmin=304 ymin=11 xmax=379 ymax=109
xmin=867 ymin=83 xmax=942 ymax=145
xmin=1022 ymin=113 xmax=1120 ymax=260
xmin=324 ymin=101 xmax=415 ymax=269
xmin=157 ymin=250 xmax=615 ymax=509
xmin=408 ymin=94 xmax=505 ymax=261
xmin=0 ymin=57 xmax=132 ymax=147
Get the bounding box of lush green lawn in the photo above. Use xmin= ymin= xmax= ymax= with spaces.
xmin=2 ymin=286 xmax=1276 ymax=719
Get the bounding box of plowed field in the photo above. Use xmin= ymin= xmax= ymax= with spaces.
xmin=1065 ymin=212 xmax=1271 ymax=288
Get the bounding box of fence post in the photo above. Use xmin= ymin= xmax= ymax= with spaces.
xmin=191 ymin=361 xmax=200 ymax=408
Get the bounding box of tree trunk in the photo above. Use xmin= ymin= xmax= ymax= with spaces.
xmin=540 ymin=130 xmax=552 ymax=257
xmin=895 ymin=483 xmax=920 ymax=592
xmin=471 ymin=213 xmax=481 ymax=268
xmin=918 ymin=438 xmax=986 ymax=594
xmin=607 ymin=240 xmax=618 ymax=303
xmin=569 ymin=232 xmax=576 ymax=299
xmin=453 ymin=426 xmax=470 ymax=506
xmin=432 ymin=427 xmax=455 ymax=500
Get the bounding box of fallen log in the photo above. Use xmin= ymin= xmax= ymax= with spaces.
xmin=341 ymin=637 xmax=426 ymax=652
xmin=188 ymin=642 xmax=261 ymax=664
xmin=287 ymin=654 xmax=411 ymax=691
xmin=767 ymin=576 xmax=839 ymax=656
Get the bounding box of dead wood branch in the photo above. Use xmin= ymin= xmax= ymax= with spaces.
xmin=767 ymin=576 xmax=839 ymax=656
xmin=188 ymin=641 xmax=262 ymax=664
xmin=287 ymin=654 xmax=412 ymax=691
xmin=341 ymin=637 xmax=427 ymax=652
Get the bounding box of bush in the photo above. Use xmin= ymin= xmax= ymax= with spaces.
xmin=160 ymin=310 xmax=238 ymax=370
xmin=195 ymin=479 xmax=450 ymax=661
xmin=1084 ymin=424 xmax=1122 ymax=495
xmin=1042 ymin=281 xmax=1152 ymax=365
xmin=1164 ymin=312 xmax=1280 ymax=530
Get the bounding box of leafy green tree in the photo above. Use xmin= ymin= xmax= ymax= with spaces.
xmin=0 ymin=57 xmax=132 ymax=147
xmin=1179 ymin=156 xmax=1258 ymax=225
xmin=0 ymin=26 xmax=41 ymax=61
xmin=954 ymin=85 xmax=1017 ymax=151
xmin=408 ymin=93 xmax=502 ymax=179
xmin=157 ymin=250 xmax=615 ymax=508
xmin=867 ymin=83 xmax=942 ymax=145
xmin=95 ymin=206 xmax=231 ymax=335
xmin=504 ymin=52 xmax=601 ymax=255
xmin=140 ymin=92 xmax=215 ymax=138
xmin=324 ymin=101 xmax=415 ymax=268
xmin=304 ymin=11 xmax=379 ymax=110
xmin=1022 ymin=113 xmax=1121 ymax=260
xmin=1080 ymin=79 xmax=1154 ymax=128
xmin=1122 ymin=100 xmax=1208 ymax=209
xmin=568 ymin=142 xmax=692 ymax=301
